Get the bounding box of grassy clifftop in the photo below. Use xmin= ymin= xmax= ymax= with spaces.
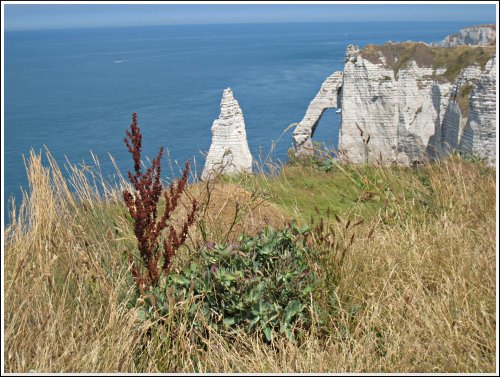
xmin=360 ymin=42 xmax=496 ymax=81
xmin=4 ymin=150 xmax=496 ymax=373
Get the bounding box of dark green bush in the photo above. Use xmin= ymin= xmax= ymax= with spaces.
xmin=134 ymin=224 xmax=319 ymax=342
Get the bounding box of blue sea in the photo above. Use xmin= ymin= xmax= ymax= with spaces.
xmin=4 ymin=21 xmax=477 ymax=217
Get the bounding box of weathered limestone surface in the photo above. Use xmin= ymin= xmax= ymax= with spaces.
xmin=340 ymin=45 xmax=400 ymax=163
xmin=339 ymin=45 xmax=496 ymax=165
xmin=435 ymin=66 xmax=483 ymax=156
xmin=439 ymin=24 xmax=496 ymax=47
xmin=294 ymin=42 xmax=496 ymax=165
xmin=339 ymin=46 xmax=454 ymax=164
xmin=292 ymin=71 xmax=343 ymax=156
xmin=202 ymin=88 xmax=253 ymax=180
xmin=459 ymin=57 xmax=497 ymax=163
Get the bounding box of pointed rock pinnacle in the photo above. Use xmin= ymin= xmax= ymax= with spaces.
xmin=202 ymin=88 xmax=253 ymax=180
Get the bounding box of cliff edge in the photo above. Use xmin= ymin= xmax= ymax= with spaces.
xmin=293 ymin=25 xmax=497 ymax=166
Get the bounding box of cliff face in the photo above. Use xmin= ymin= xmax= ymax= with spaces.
xmin=339 ymin=43 xmax=496 ymax=165
xmin=439 ymin=24 xmax=496 ymax=47
xmin=202 ymin=88 xmax=253 ymax=180
xmin=295 ymin=37 xmax=496 ymax=166
xmin=459 ymin=57 xmax=497 ymax=161
xmin=340 ymin=43 xmax=449 ymax=164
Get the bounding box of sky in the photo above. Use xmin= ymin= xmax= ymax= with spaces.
xmin=2 ymin=2 xmax=497 ymax=31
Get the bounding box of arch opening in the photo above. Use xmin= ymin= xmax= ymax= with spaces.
xmin=292 ymin=70 xmax=343 ymax=158
xmin=310 ymin=107 xmax=341 ymax=154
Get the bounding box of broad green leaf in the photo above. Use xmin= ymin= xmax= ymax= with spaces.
xmin=251 ymin=300 xmax=263 ymax=316
xmin=248 ymin=316 xmax=260 ymax=331
xmin=171 ymin=274 xmax=190 ymax=285
xmin=284 ymin=326 xmax=295 ymax=342
xmin=263 ymin=326 xmax=273 ymax=342
xmin=137 ymin=308 xmax=147 ymax=321
xmin=284 ymin=300 xmax=302 ymax=324
xmin=302 ymin=285 xmax=314 ymax=295
xmin=223 ymin=317 xmax=236 ymax=326
xmin=260 ymin=246 xmax=273 ymax=255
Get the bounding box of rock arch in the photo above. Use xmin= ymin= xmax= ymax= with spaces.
xmin=292 ymin=71 xmax=343 ymax=156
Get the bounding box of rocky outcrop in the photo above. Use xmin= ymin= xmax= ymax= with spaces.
xmin=439 ymin=24 xmax=496 ymax=47
xmin=292 ymin=71 xmax=343 ymax=156
xmin=340 ymin=44 xmax=447 ymax=164
xmin=294 ymin=37 xmax=496 ymax=166
xmin=458 ymin=57 xmax=497 ymax=161
xmin=202 ymin=88 xmax=253 ymax=180
xmin=339 ymin=43 xmax=496 ymax=165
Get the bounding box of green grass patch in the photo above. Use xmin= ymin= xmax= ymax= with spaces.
xmin=231 ymin=162 xmax=432 ymax=225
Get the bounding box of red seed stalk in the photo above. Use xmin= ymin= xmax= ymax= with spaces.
xmin=123 ymin=113 xmax=197 ymax=294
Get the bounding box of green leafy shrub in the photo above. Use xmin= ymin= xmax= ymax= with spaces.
xmin=287 ymin=142 xmax=335 ymax=172
xmin=136 ymin=225 xmax=319 ymax=342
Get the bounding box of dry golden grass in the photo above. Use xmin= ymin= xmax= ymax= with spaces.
xmin=4 ymin=151 xmax=138 ymax=372
xmin=186 ymin=181 xmax=289 ymax=243
xmin=3 ymin=150 xmax=497 ymax=372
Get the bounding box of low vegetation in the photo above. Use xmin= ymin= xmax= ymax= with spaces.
xmin=457 ymin=83 xmax=475 ymax=118
xmin=361 ymin=42 xmax=496 ymax=81
xmin=4 ymin=122 xmax=496 ymax=372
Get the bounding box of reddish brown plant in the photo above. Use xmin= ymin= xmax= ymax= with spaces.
xmin=123 ymin=113 xmax=197 ymax=294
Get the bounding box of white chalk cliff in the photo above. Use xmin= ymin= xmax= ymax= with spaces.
xmin=294 ymin=29 xmax=496 ymax=166
xmin=458 ymin=57 xmax=497 ymax=161
xmin=202 ymin=88 xmax=253 ymax=180
xmin=439 ymin=24 xmax=496 ymax=47
xmin=339 ymin=43 xmax=496 ymax=165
